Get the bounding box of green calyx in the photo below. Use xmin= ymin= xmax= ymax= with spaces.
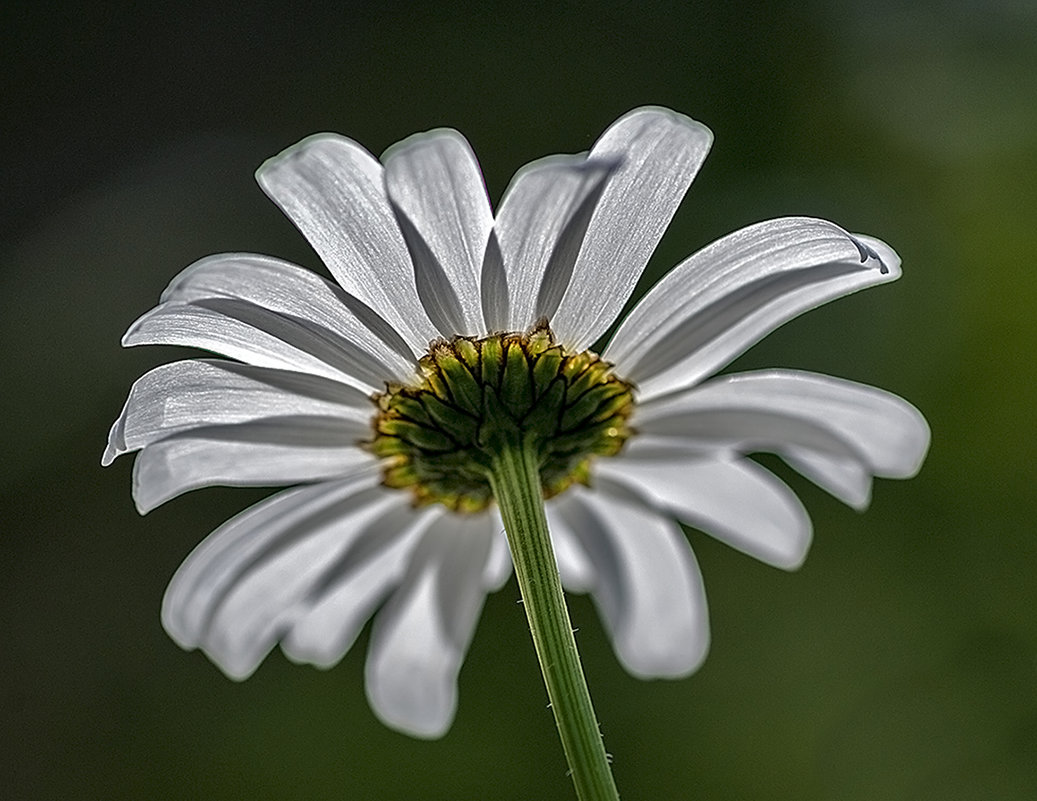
xmin=367 ymin=320 xmax=635 ymax=513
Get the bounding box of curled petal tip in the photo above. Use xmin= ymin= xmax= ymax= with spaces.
xmin=101 ymin=417 xmax=125 ymax=467
xmin=853 ymin=237 xmax=886 ymax=271
xmin=849 ymin=232 xmax=901 ymax=278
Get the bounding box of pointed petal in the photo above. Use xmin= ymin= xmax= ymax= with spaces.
xmin=383 ymin=130 xmax=493 ymax=336
xmin=550 ymin=107 xmax=713 ymax=349
xmin=256 ymin=134 xmax=438 ymax=350
xmin=637 ymin=369 xmax=930 ymax=479
xmin=493 ymin=154 xmax=616 ymax=331
xmin=162 ymin=252 xmax=419 ymax=376
xmin=131 ymin=420 xmax=379 ymax=513
xmin=596 ymin=448 xmax=812 ymax=570
xmin=605 ymin=218 xmax=900 ymax=399
xmin=553 ymin=487 xmax=709 ymax=677
xmin=479 ymin=230 xmax=509 ymax=332
xmin=281 ymin=504 xmax=438 ymax=667
xmin=103 ymin=359 xmax=373 ymax=466
xmin=161 ymin=474 xmax=392 ymax=679
xmin=365 ymin=512 xmax=495 ymax=738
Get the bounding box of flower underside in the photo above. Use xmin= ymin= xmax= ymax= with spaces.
xmin=368 ymin=321 xmax=635 ymax=513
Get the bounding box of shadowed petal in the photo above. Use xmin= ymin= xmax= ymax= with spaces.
xmin=123 ymin=298 xmax=396 ymax=391
xmin=636 ymin=369 xmax=930 ymax=505
xmin=383 ymin=130 xmax=493 ymax=336
xmin=131 ymin=419 xmax=379 ymax=513
xmin=605 ymin=218 xmax=900 ymax=399
xmin=783 ymin=449 xmax=873 ymax=509
xmin=256 ymin=134 xmax=439 ymax=350
xmin=550 ymin=107 xmax=713 ymax=349
xmin=479 ymin=230 xmax=509 ymax=332
xmin=634 ymin=403 xmax=867 ymax=462
xmin=552 ymin=486 xmax=709 ymax=677
xmin=545 ymin=501 xmax=597 ymax=593
xmin=162 ymin=253 xmax=420 ymax=372
xmin=281 ymin=503 xmax=438 ymax=667
xmin=393 ymin=210 xmax=469 ymax=337
xmin=365 ymin=512 xmax=495 ymax=738
xmin=162 ymin=476 xmax=397 ymax=678
xmin=481 ymin=510 xmax=513 ymax=591
xmin=493 ymin=154 xmax=616 ymax=331
xmin=596 ymin=448 xmax=813 ymax=570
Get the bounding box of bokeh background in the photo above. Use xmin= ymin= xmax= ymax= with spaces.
xmin=3 ymin=1 xmax=1035 ymax=798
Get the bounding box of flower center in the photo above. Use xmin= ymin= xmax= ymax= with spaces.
xmin=367 ymin=320 xmax=635 ymax=512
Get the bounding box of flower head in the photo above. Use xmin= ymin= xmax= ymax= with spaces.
xmin=104 ymin=107 xmax=929 ymax=738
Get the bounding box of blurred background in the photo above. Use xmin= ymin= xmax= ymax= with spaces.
xmin=3 ymin=1 xmax=1035 ymax=798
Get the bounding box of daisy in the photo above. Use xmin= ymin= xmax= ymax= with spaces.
xmin=104 ymin=107 xmax=928 ymax=758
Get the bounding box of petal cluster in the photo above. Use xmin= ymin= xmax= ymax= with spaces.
xmin=105 ymin=107 xmax=929 ymax=738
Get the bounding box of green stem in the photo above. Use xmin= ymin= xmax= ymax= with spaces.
xmin=488 ymin=440 xmax=620 ymax=801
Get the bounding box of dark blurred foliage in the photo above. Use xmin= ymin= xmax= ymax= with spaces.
xmin=2 ymin=1 xmax=1035 ymax=799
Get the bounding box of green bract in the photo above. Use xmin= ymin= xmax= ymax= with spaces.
xmin=368 ymin=321 xmax=635 ymax=512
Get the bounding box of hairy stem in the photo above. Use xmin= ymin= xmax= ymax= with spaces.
xmin=489 ymin=441 xmax=620 ymax=801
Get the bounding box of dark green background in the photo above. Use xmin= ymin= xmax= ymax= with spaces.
xmin=3 ymin=2 xmax=1035 ymax=798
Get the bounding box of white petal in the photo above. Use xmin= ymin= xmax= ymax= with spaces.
xmin=162 ymin=252 xmax=419 ymax=378
xmin=123 ymin=299 xmax=387 ymax=389
xmin=103 ymin=359 xmax=373 ymax=466
xmin=550 ymin=107 xmax=713 ymax=349
xmin=256 ymin=134 xmax=439 ymax=351
xmin=605 ymin=218 xmax=901 ymax=399
xmin=633 ymin=401 xmax=866 ymax=463
xmin=638 ymin=369 xmax=930 ymax=479
xmin=544 ymin=500 xmax=597 ymax=592
xmin=161 ymin=474 xmax=391 ymax=678
xmin=394 ymin=207 xmax=469 ymax=338
xmin=365 ymin=512 xmax=495 ymax=738
xmin=783 ymin=448 xmax=873 ymax=510
xmin=493 ymin=154 xmax=616 ymax=331
xmin=596 ymin=448 xmax=812 ymax=570
xmin=131 ymin=421 xmax=379 ymax=513
xmin=282 ymin=504 xmax=438 ymax=667
xmin=383 ymin=130 xmax=493 ymax=336
xmin=479 ymin=230 xmax=509 ymax=332
xmin=480 ymin=510 xmax=513 ymax=591
xmin=553 ymin=487 xmax=709 ymax=677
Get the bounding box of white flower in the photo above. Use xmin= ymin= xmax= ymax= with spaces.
xmin=104 ymin=107 xmax=929 ymax=738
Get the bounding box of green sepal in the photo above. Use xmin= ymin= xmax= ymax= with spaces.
xmin=420 ymin=392 xmax=481 ymax=442
xmin=560 ymin=382 xmax=627 ymax=432
xmin=379 ymin=418 xmax=455 ymax=452
xmin=431 ymin=344 xmax=483 ymax=415
xmin=385 ymin=394 xmax=435 ymax=427
xmin=502 ymin=338 xmax=534 ymax=417
xmin=566 ymin=359 xmax=613 ymax=400
xmin=532 ymin=347 xmax=563 ymax=399
xmin=480 ymin=336 xmax=504 ymax=392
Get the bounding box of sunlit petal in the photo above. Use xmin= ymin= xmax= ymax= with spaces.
xmin=551 ymin=107 xmax=713 ymax=349
xmin=605 ymin=219 xmax=900 ymax=398
xmin=257 ymin=134 xmax=439 ymax=350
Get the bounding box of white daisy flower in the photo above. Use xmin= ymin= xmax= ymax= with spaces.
xmin=104 ymin=107 xmax=929 ymax=739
